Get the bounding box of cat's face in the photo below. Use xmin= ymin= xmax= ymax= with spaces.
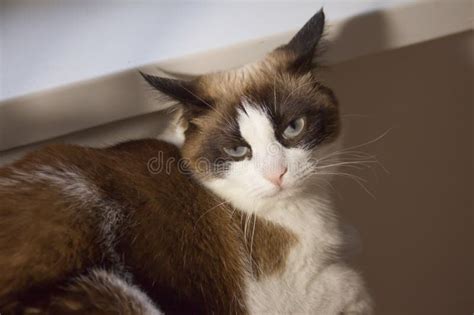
xmin=180 ymin=70 xmax=340 ymax=210
xmin=143 ymin=10 xmax=340 ymax=211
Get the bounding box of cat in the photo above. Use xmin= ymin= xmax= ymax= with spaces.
xmin=0 ymin=9 xmax=373 ymax=315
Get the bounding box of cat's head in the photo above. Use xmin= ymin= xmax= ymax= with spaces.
xmin=143 ymin=9 xmax=340 ymax=212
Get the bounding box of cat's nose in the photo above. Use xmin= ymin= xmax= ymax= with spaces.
xmin=264 ymin=166 xmax=288 ymax=187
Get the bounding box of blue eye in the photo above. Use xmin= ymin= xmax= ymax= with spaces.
xmin=223 ymin=146 xmax=249 ymax=158
xmin=283 ymin=117 xmax=305 ymax=139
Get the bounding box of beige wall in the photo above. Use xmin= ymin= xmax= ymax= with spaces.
xmin=326 ymin=31 xmax=473 ymax=315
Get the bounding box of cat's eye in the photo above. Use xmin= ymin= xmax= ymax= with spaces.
xmin=283 ymin=117 xmax=305 ymax=139
xmin=223 ymin=146 xmax=249 ymax=158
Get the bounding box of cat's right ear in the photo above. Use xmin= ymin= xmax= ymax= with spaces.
xmin=140 ymin=71 xmax=210 ymax=115
xmin=275 ymin=9 xmax=325 ymax=72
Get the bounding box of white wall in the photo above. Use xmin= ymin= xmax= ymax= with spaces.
xmin=0 ymin=0 xmax=411 ymax=100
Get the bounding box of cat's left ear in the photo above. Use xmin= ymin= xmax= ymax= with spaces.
xmin=276 ymin=8 xmax=325 ymax=72
xmin=139 ymin=71 xmax=210 ymax=116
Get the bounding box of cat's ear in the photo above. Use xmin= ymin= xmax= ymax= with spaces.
xmin=277 ymin=8 xmax=325 ymax=71
xmin=140 ymin=71 xmax=209 ymax=115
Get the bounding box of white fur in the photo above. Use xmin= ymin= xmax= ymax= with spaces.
xmin=156 ymin=110 xmax=186 ymax=148
xmin=203 ymin=103 xmax=373 ymax=314
xmin=2 ymin=165 xmax=98 ymax=204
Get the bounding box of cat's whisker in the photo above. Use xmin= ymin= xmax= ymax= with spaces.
xmin=194 ymin=201 xmax=229 ymax=229
xmin=315 ymin=169 xmax=369 ymax=183
xmin=327 ymin=156 xmax=386 ymax=174
xmin=243 ymin=213 xmax=248 ymax=241
xmin=318 ymin=150 xmax=375 ymax=163
xmin=317 ymin=171 xmax=376 ymax=199
xmin=273 ymin=75 xmax=278 ymax=113
xmin=229 ymin=206 xmax=239 ymax=220
xmin=311 ymin=175 xmax=338 ymax=195
xmin=250 ymin=186 xmax=273 ymax=198
xmin=249 ymin=213 xmax=257 ymax=259
xmin=315 ymin=160 xmax=379 ymax=170
xmin=244 ymin=212 xmax=254 ymax=249
xmin=319 ymin=128 xmax=392 ymax=163
xmin=317 ymin=149 xmax=387 ymax=174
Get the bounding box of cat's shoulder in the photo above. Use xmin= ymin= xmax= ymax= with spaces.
xmin=2 ymin=139 xmax=179 ymax=170
xmin=108 ymin=138 xmax=179 ymax=156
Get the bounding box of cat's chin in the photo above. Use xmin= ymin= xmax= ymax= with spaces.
xmin=256 ymin=184 xmax=304 ymax=202
xmin=258 ymin=187 xmax=283 ymax=199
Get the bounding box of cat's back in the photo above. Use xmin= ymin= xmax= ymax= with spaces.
xmin=0 ymin=137 xmax=228 ymax=228
xmin=0 ymin=138 xmax=184 ymax=257
xmin=0 ymin=139 xmax=248 ymax=314
xmin=0 ymin=138 xmax=194 ymax=199
xmin=0 ymin=138 xmax=217 ymax=237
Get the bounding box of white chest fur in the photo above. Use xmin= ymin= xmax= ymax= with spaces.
xmin=244 ymin=198 xmax=373 ymax=315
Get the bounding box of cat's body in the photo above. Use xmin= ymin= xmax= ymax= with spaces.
xmin=0 ymin=140 xmax=247 ymax=314
xmin=0 ymin=10 xmax=373 ymax=314
xmin=0 ymin=139 xmax=370 ymax=315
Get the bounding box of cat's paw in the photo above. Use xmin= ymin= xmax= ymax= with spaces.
xmin=341 ymin=290 xmax=374 ymax=315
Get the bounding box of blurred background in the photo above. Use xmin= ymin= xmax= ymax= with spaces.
xmin=1 ymin=1 xmax=472 ymax=314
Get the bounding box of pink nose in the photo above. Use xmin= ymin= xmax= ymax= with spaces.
xmin=264 ymin=167 xmax=288 ymax=187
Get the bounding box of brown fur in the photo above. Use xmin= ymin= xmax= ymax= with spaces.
xmin=0 ymin=140 xmax=295 ymax=314
xmin=22 ymin=269 xmax=161 ymax=315
xmin=237 ymin=213 xmax=298 ymax=279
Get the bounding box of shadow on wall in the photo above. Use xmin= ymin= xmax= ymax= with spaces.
xmin=326 ymin=14 xmax=473 ymax=315
xmin=325 ymin=10 xmax=390 ymax=65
